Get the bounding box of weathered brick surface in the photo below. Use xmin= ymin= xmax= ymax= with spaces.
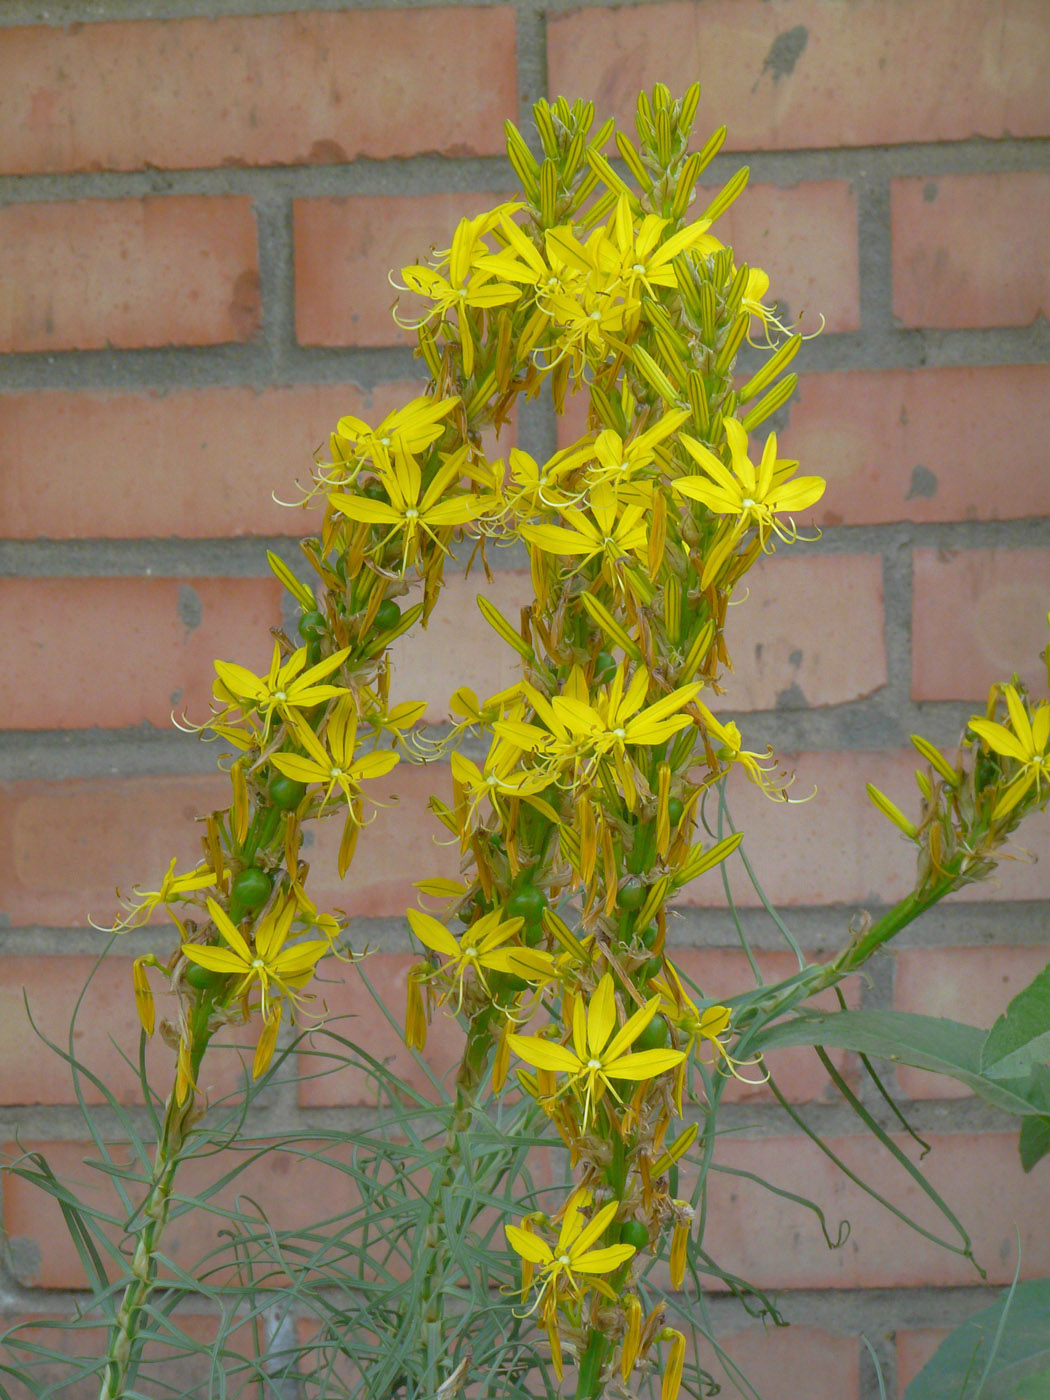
xmin=0 ymin=1311 xmax=246 ymax=1400
xmin=547 ymin=0 xmax=1050 ymax=150
xmin=713 ymin=180 xmax=859 ymax=334
xmin=698 ymin=1326 xmax=859 ymax=1400
xmin=896 ymin=1327 xmax=952 ymax=1391
xmin=0 ymin=774 xmax=229 ymax=929
xmin=704 ymin=1131 xmax=1050 ymax=1289
xmin=682 ymin=748 xmax=1050 ymax=909
xmin=3 ymin=577 xmax=283 ymax=729
xmin=0 ymin=11 xmax=517 ymax=174
xmin=718 ymin=553 xmax=886 ymax=711
xmin=2 ymin=1136 xmax=365 ymax=1290
xmin=792 ymin=365 xmax=1050 ymax=526
xmin=0 ymin=197 xmax=260 ymax=352
xmin=390 ymin=552 xmax=885 ymax=723
xmin=294 ymin=192 xmax=508 ymax=347
xmin=894 ymin=946 xmax=1050 ymax=1099
xmin=0 ymin=956 xmax=251 ymax=1106
xmin=893 ymin=172 xmax=1050 ymax=329
xmin=911 ymin=547 xmax=1050 ymax=700
xmin=0 ymin=382 xmax=421 ymax=540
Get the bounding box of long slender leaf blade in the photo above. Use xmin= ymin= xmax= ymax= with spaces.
xmin=752 ymin=1010 xmax=1050 ymax=1117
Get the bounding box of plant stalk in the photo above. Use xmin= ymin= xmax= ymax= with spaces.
xmin=98 ymin=1002 xmax=214 ymax=1400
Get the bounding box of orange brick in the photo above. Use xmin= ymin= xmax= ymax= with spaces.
xmin=391 ymin=554 xmax=884 ymax=722
xmin=894 ymin=946 xmax=1050 ymax=1100
xmin=679 ymin=748 xmax=1050 ymax=909
xmin=294 ymin=192 xmax=507 ymax=347
xmin=547 ymin=0 xmax=1050 ymax=150
xmin=299 ymin=953 xmax=466 ymax=1108
xmin=792 ymin=365 xmax=1050 ymax=527
xmin=0 ymin=760 xmax=458 ymax=931
xmin=389 ymin=570 xmax=532 ymax=722
xmin=0 ymin=11 xmax=517 ymax=174
xmin=2 ymin=1136 xmax=364 ymax=1290
xmin=911 ymin=546 xmax=1050 ymax=700
xmin=0 ymin=956 xmax=251 ymax=1106
xmin=893 ymin=172 xmax=1050 ymax=328
xmin=0 ymin=774 xmax=229 ymax=929
xmin=0 ymin=382 xmax=422 ymax=540
xmin=703 ymin=1131 xmax=1050 ymax=1289
xmin=303 ymin=760 xmax=461 ymax=918
xmin=3 ymin=577 xmax=282 ymax=729
xmin=719 ymin=553 xmax=886 ymax=711
xmin=0 ymin=197 xmax=260 ymax=353
xmin=714 ymin=181 xmax=859 ymax=334
xmin=0 ymin=1311 xmax=249 ymax=1400
xmin=699 ymin=1325 xmax=859 ymax=1400
xmin=897 ymin=1327 xmax=952 ymax=1391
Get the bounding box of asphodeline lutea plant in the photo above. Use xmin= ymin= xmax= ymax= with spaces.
xmin=77 ymin=84 xmax=1050 ymax=1400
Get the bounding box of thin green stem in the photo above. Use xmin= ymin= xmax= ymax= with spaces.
xmin=97 ymin=1001 xmax=214 ymax=1400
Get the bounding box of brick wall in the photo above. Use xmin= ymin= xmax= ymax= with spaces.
xmin=1 ymin=3 xmax=1049 ymax=1397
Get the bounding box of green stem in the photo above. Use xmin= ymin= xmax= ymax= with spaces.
xmin=98 ymin=1001 xmax=214 ymax=1400
xmin=828 ymin=865 xmax=962 ymax=979
xmin=419 ymin=1010 xmax=497 ymax=1390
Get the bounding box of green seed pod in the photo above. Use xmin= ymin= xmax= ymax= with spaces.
xmin=268 ymin=775 xmax=308 ymax=810
xmin=231 ymin=867 xmax=273 ymax=912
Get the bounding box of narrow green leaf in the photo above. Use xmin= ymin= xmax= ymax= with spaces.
xmin=753 ymin=1009 xmax=1050 ymax=1118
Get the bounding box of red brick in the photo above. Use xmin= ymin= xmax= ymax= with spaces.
xmin=698 ymin=1326 xmax=859 ymax=1400
xmin=0 ymin=956 xmax=251 ymax=1106
xmin=390 ymin=570 xmax=532 ymax=722
xmin=0 ymin=197 xmax=259 ymax=353
xmin=719 ymin=553 xmax=886 ymax=711
xmin=0 ymin=1312 xmax=249 ymax=1400
xmin=792 ymin=366 xmax=1050 ymax=527
xmin=714 ymin=181 xmax=858 ymax=334
xmin=679 ymin=747 xmax=1050 ymax=909
xmin=0 ymin=773 xmax=229 ymax=929
xmin=2 ymin=1136 xmax=365 ymax=1290
xmin=0 ymin=760 xmax=459 ymax=931
xmin=0 ymin=11 xmax=517 ymax=174
xmin=704 ymin=1131 xmax=1050 ymax=1289
xmin=294 ymin=192 xmax=507 ymax=347
xmin=897 ymin=1328 xmax=952 ymax=1391
xmin=911 ymin=546 xmax=1050 ymax=700
xmin=893 ymin=173 xmax=1050 ymax=329
xmin=391 ymin=554 xmax=883 ymax=724
xmin=0 ymin=382 xmax=422 ymax=540
xmin=3 ymin=577 xmax=282 ymax=730
xmin=895 ymin=946 xmax=1050 ymax=1100
xmin=299 ymin=953 xmax=467 ymax=1107
xmin=548 ymin=0 xmax=1050 ymax=150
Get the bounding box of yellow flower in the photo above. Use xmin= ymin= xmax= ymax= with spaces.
xmin=213 ymin=641 xmax=351 ymax=745
xmin=396 ymin=207 xmax=526 ymax=374
xmin=182 ymin=893 xmax=330 ymax=1025
xmin=520 ymin=483 xmax=649 ymax=585
xmin=271 ymin=696 xmax=399 ymax=810
xmin=969 ymin=685 xmax=1050 ymax=819
xmin=407 ymin=907 xmax=555 ymax=1008
xmin=102 ymin=857 xmax=223 ymax=933
xmin=320 ymin=394 xmax=460 ymax=486
xmin=508 ymin=973 xmax=685 ymax=1124
xmin=505 ymin=1190 xmax=635 ymax=1320
xmin=673 ymin=418 xmax=825 ymax=572
xmin=329 ymin=445 xmax=490 ymax=573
